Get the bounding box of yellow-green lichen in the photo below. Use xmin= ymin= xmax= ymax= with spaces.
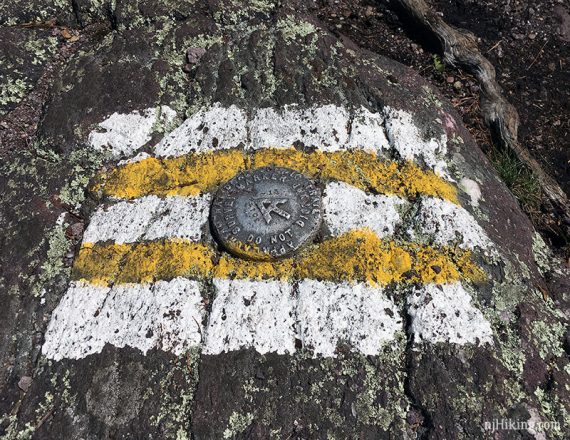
xmin=23 ymin=36 xmax=59 ymax=65
xmin=0 ymin=78 xmax=30 ymax=111
xmin=223 ymin=412 xmax=254 ymax=439
xmin=276 ymin=17 xmax=317 ymax=42
xmin=35 ymin=225 xmax=71 ymax=297
xmin=531 ymin=232 xmax=552 ymax=276
xmin=147 ymin=348 xmax=201 ymax=437
xmin=530 ymin=320 xmax=565 ymax=360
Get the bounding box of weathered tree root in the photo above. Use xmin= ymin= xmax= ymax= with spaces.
xmin=392 ymin=0 xmax=570 ymax=224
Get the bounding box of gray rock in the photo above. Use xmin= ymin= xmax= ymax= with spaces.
xmin=17 ymin=376 xmax=32 ymax=392
xmin=186 ymin=47 xmax=207 ymax=64
xmin=1 ymin=1 xmax=568 ymax=439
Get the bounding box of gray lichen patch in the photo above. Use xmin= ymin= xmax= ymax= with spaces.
xmin=530 ymin=320 xmax=566 ymax=361
xmin=532 ymin=231 xmax=553 ymax=276
xmin=3 ymin=348 xmax=202 ymax=439
xmin=0 ymin=0 xmax=75 ymax=26
xmin=223 ymin=412 xmax=255 ymax=439
xmin=276 ymin=16 xmax=318 ymax=42
xmin=0 ymin=28 xmax=60 ymax=115
xmin=146 ymin=348 xmax=201 ymax=438
xmin=0 ymin=141 xmax=103 ymax=433
xmin=0 ymin=361 xmax=74 ymax=440
xmin=193 ymin=342 xmax=410 ymax=439
xmin=34 ymin=225 xmax=71 ymax=298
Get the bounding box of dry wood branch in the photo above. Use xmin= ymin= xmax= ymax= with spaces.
xmin=392 ymin=0 xmax=570 ymax=222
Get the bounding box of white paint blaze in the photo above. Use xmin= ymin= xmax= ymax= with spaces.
xmin=296 ymin=280 xmax=403 ymax=357
xmin=42 ymin=278 xmax=205 ymax=361
xmin=323 ymin=182 xmax=404 ymax=238
xmin=151 ymin=104 xmax=452 ymax=169
xmin=459 ymin=177 xmax=482 ymax=206
xmin=203 ymin=279 xmax=403 ymax=357
xmin=407 ymin=283 xmax=493 ymax=345
xmin=87 ymin=104 xmax=454 ymax=172
xmin=408 ymin=196 xmax=494 ymax=252
xmin=384 ymin=107 xmax=448 ymax=175
xmin=81 ymin=189 xmax=492 ymax=252
xmin=83 ymin=195 xmax=211 ymax=244
xmin=323 ymin=184 xmax=494 ymax=252
xmin=155 ymin=104 xmax=248 ymax=157
xmin=88 ymin=106 xmax=176 ymax=158
xmin=249 ymin=105 xmax=390 ymax=152
xmin=203 ymin=279 xmax=296 ymax=355
xmin=249 ymin=106 xmax=350 ymax=151
xmin=250 ymin=105 xmax=392 ymax=152
xmin=42 ymin=278 xmax=494 ymax=360
xmin=348 ymin=107 xmax=390 ymax=151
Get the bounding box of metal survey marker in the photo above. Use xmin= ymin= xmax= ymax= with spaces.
xmin=210 ymin=166 xmax=322 ymax=260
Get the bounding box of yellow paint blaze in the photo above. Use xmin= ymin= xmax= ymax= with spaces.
xmin=93 ymin=149 xmax=246 ymax=199
xmin=73 ymin=229 xmax=484 ymax=286
xmin=253 ymin=148 xmax=457 ymax=202
xmin=73 ymin=240 xmax=214 ymax=285
xmin=94 ymin=148 xmax=457 ymax=203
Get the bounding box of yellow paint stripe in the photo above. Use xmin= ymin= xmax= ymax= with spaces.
xmin=93 ymin=149 xmax=246 ymax=200
xmin=73 ymin=229 xmax=484 ymax=286
xmin=93 ymin=148 xmax=458 ymax=203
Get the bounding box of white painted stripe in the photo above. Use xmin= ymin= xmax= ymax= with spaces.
xmin=151 ymin=104 xmax=450 ymax=171
xmin=323 ymin=183 xmax=493 ymax=251
xmin=408 ymin=196 xmax=494 ymax=251
xmin=407 ymin=283 xmax=493 ymax=345
xmin=349 ymin=107 xmax=391 ymax=152
xmin=83 ymin=195 xmax=211 ymax=244
xmin=155 ymin=104 xmax=248 ymax=157
xmin=82 ymin=187 xmax=493 ymax=252
xmin=88 ymin=106 xmax=176 ymax=158
xmin=42 ymin=279 xmax=493 ymax=361
xmin=296 ymin=280 xmax=403 ymax=357
xmin=203 ymin=279 xmax=403 ymax=357
xmin=323 ymin=182 xmax=405 ymax=238
xmin=203 ymin=279 xmax=296 ymax=355
xmin=249 ymin=105 xmax=349 ymax=151
xmin=155 ymin=104 xmax=388 ymax=157
xmin=87 ymin=104 xmax=455 ymax=170
xmin=42 ymin=278 xmax=205 ymax=361
xmin=384 ymin=107 xmax=448 ymax=175
xmin=248 ymin=105 xmax=390 ymax=153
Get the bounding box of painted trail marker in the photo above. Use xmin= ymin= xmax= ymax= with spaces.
xmin=43 ymin=104 xmax=497 ymax=361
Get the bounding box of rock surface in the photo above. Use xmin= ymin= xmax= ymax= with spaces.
xmin=0 ymin=1 xmax=568 ymax=439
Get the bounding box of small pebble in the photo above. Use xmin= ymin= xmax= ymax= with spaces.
xmin=186 ymin=47 xmax=207 ymax=64
xmin=364 ymin=6 xmax=375 ymax=17
xmin=18 ymin=376 xmax=32 ymax=392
